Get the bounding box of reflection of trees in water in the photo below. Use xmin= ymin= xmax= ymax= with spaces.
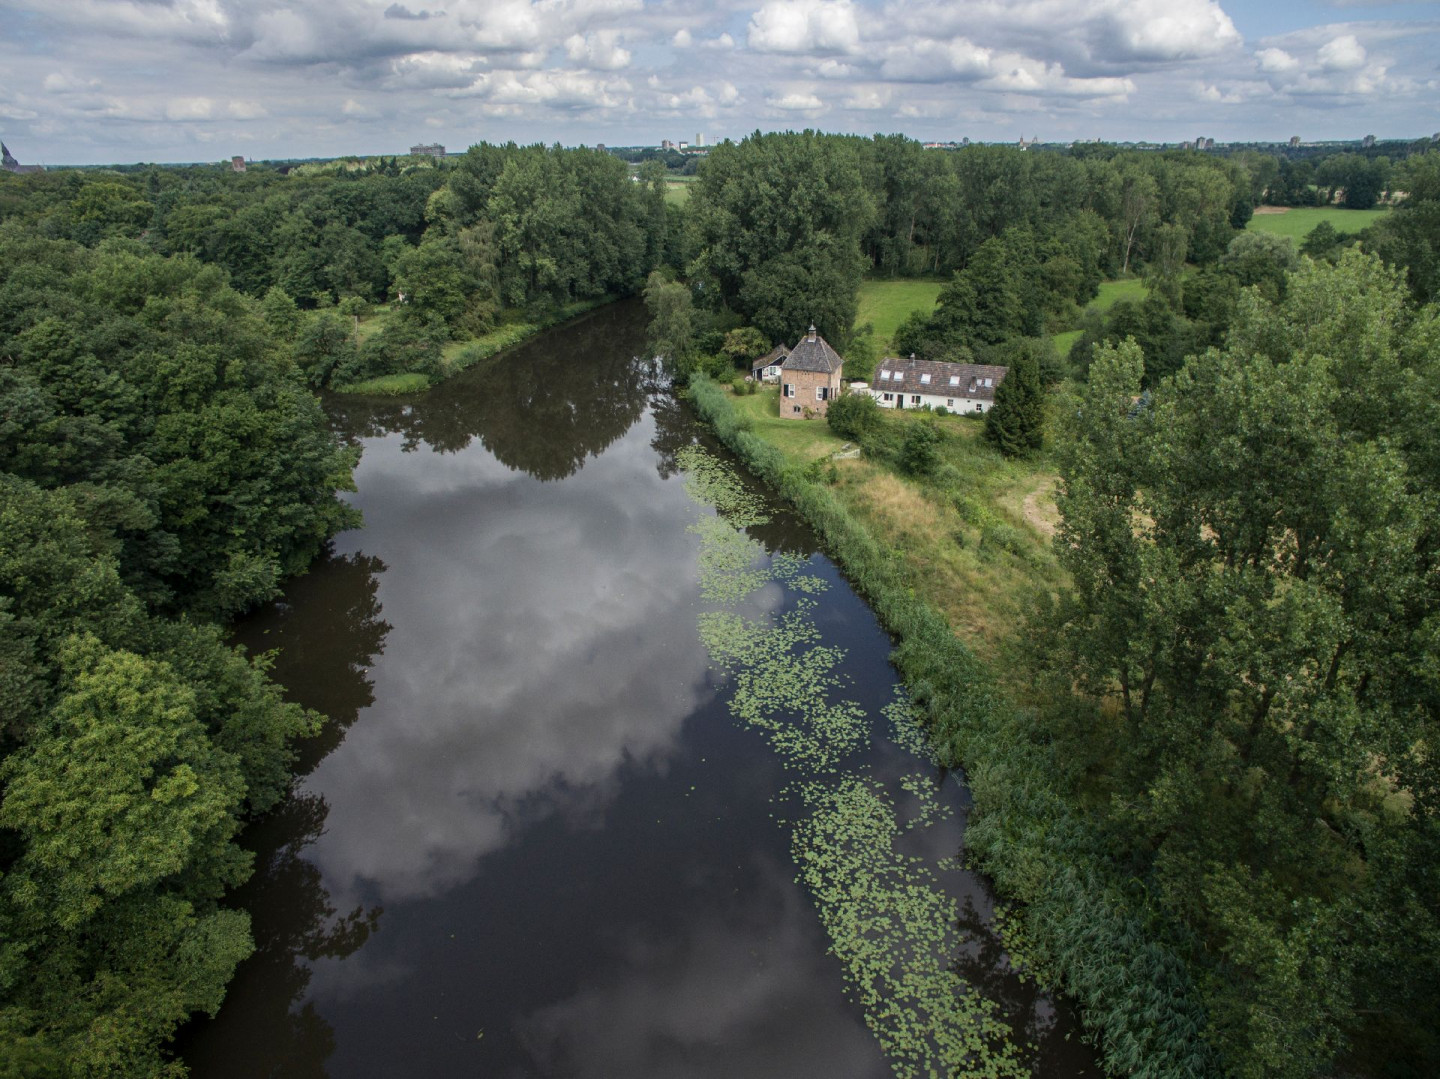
xmin=952 ymin=896 xmax=1100 ymax=1076
xmin=178 ymin=793 xmax=382 ymax=1078
xmin=182 ymin=551 xmax=392 ymax=1074
xmin=232 ymin=551 xmax=392 ymax=775
xmin=325 ymin=301 xmax=652 ymax=481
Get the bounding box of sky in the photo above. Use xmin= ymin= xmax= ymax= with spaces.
xmin=0 ymin=0 xmax=1437 ymax=165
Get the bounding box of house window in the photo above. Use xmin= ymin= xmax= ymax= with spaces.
xmin=911 ymin=395 xmax=921 ymax=405
xmin=984 ymin=378 xmax=993 ymax=387
xmin=816 ymin=386 xmax=826 ymax=401
xmin=976 ymin=404 xmax=984 ymax=413
xmin=880 ymin=370 xmax=891 ymax=380
xmin=792 ymin=405 xmax=802 ymax=414
xmin=883 ymin=393 xmax=893 ymax=402
xmin=920 ymin=373 xmax=931 ymax=384
xmin=947 ymin=399 xmax=955 ymax=408
xmin=784 ymin=383 xmax=794 ymax=398
xmin=949 ymin=375 xmax=959 ymax=386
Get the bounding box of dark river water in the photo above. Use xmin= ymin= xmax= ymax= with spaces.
xmin=179 ymin=299 xmax=1098 ymax=1079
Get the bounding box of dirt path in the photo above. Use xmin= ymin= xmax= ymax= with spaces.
xmin=1022 ymin=477 xmax=1059 ymax=538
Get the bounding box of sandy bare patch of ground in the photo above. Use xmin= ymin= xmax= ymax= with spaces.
xmin=1252 ymin=205 xmax=1290 ymax=215
xmin=1022 ymin=477 xmax=1059 ymax=538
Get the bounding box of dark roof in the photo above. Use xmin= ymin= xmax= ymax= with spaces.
xmin=781 ymin=326 xmax=843 ymax=374
xmin=752 ymin=345 xmax=789 ymax=372
xmin=875 ymin=356 xmax=1008 ymax=400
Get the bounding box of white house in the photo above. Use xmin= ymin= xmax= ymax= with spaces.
xmin=870 ymin=355 xmax=1008 ymax=415
xmin=750 ymin=344 xmax=789 ymax=383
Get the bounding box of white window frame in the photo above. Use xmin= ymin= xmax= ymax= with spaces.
xmin=883 ymin=393 xmax=893 ymax=402
xmin=949 ymin=375 xmax=959 ymax=386
xmin=920 ymin=373 xmax=931 ymax=384
xmin=784 ymin=383 xmax=795 ymax=398
xmin=816 ymin=386 xmax=825 ymax=401
xmin=947 ymin=399 xmax=955 ymax=408
xmin=879 ymin=370 xmax=891 ymax=380
xmin=911 ymin=395 xmax=921 ymax=405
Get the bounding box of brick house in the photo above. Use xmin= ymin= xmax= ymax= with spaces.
xmin=778 ymin=325 xmax=844 ymax=419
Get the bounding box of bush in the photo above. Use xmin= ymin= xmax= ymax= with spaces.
xmin=826 ymin=390 xmax=882 ymax=441
xmin=900 ymin=421 xmax=941 ymax=475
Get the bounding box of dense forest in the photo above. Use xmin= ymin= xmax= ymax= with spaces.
xmin=2 ymin=132 xmax=1438 ymax=1075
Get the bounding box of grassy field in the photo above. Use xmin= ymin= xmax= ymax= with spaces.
xmin=664 ymin=181 xmax=692 ymax=206
xmin=1247 ymin=205 xmax=1389 ymax=239
xmin=1088 ymin=276 xmax=1148 ymax=313
xmin=727 ymin=385 xmax=1063 ymax=660
xmin=854 ymin=278 xmax=945 ymax=345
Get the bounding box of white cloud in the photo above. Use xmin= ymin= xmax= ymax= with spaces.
xmin=701 ymin=32 xmax=736 ymax=50
xmin=768 ymin=90 xmax=825 ymax=110
xmin=1318 ymin=33 xmax=1366 ymax=70
xmin=1257 ymin=47 xmax=1299 ymax=73
xmin=165 ymin=96 xmax=214 ymax=121
xmin=564 ymin=31 xmax=632 ymax=70
xmin=226 ymin=99 xmax=267 ymax=119
xmin=815 ymin=58 xmax=855 ymax=79
xmin=843 ymin=87 xmax=891 ymax=109
xmin=748 ymin=0 xmax=861 ymax=55
xmin=671 ymin=28 xmax=693 ymax=48
xmin=879 ymin=37 xmax=992 ymax=82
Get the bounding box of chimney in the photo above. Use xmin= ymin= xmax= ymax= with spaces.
xmin=807 ymin=323 xmax=817 ymax=343
xmin=909 ymin=353 xmax=916 ymax=366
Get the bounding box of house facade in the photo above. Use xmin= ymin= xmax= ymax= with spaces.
xmin=870 ymin=355 xmax=1008 ymax=414
xmin=751 ymin=344 xmax=789 ymax=383
xmin=779 ymin=325 xmax=843 ymax=419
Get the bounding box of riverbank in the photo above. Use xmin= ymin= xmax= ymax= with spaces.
xmin=334 ymin=294 xmax=621 ymax=395
xmin=685 ymin=374 xmax=1215 ymax=1078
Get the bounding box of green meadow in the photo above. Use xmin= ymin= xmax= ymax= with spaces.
xmin=1246 ymin=205 xmax=1389 ymax=239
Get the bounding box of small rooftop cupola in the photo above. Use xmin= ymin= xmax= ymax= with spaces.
xmin=807 ymin=323 xmax=818 ymax=342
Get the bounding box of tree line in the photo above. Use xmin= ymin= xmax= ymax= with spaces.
xmin=0 ymin=230 xmax=360 ymax=1072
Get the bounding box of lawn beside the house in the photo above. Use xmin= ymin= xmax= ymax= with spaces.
xmin=720 ymin=383 xmax=1063 ymax=663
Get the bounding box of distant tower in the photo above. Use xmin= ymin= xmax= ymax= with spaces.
xmin=1289 ymin=135 xmax=1301 ymax=148
xmin=1362 ymin=134 xmax=1376 ymax=149
xmin=696 ymin=132 xmax=705 ymax=147
xmin=231 ymin=155 xmax=246 ymax=173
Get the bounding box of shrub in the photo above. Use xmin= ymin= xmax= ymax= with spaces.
xmin=826 ymin=391 xmax=882 ymax=441
xmin=900 ymin=421 xmax=941 ymax=475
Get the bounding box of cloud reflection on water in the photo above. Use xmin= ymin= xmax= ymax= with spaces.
xmin=301 ymin=411 xmax=763 ymax=912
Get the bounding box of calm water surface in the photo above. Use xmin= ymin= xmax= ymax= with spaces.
xmin=179 ymin=300 xmax=1098 ymax=1078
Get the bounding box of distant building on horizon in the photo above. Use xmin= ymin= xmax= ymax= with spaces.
xmin=409 ymin=142 xmax=445 ymax=158
xmin=231 ymin=155 xmax=246 ymax=172
xmin=695 ymin=132 xmax=706 ymax=147
xmin=661 ymin=139 xmax=675 ymax=150
xmin=1290 ymin=135 xmax=1301 ymax=147
xmin=1 ymin=142 xmax=43 ymax=174
xmin=1362 ymin=134 xmax=1376 ymax=148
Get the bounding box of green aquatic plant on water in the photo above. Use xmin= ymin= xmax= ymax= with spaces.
xmin=791 ymin=776 xmax=1028 ymax=1079
xmin=679 ymin=446 xmax=1025 ymax=1078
